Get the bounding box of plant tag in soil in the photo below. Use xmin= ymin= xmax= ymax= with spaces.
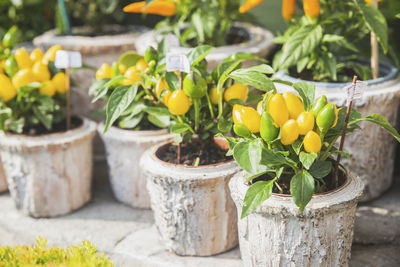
xmin=166 ymin=52 xmax=191 ymax=73
xmin=55 ymin=50 xmax=82 ymax=69
xmin=344 ymin=80 xmax=365 ymax=104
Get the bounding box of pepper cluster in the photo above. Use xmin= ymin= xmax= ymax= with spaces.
xmin=232 ymin=92 xmax=338 ymax=154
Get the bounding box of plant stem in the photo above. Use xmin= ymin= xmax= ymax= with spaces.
xmin=371 ymin=0 xmax=379 ymax=79
xmin=274 ymin=181 xmax=283 ymax=194
xmin=205 ymin=90 xmax=215 ymax=119
xmin=194 ymin=98 xmax=200 ymax=131
xmin=177 ymin=142 xmax=181 ymax=164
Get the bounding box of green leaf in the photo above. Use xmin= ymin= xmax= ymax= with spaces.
xmin=104 ymin=84 xmax=138 ymax=133
xmin=170 ymin=123 xmax=193 ymax=134
xmin=186 ymin=45 xmax=215 ymax=66
xmin=92 ymin=76 xmax=125 ymax=103
xmin=88 ymin=78 xmax=109 ymax=96
xmin=144 ymin=106 xmax=171 ymax=117
xmin=241 ymin=180 xmax=274 ymax=219
xmin=291 ymin=139 xmax=303 ymax=155
xmin=290 ymin=170 xmax=315 ymax=211
xmin=322 ymin=53 xmax=337 ymax=81
xmin=299 ymin=152 xmax=318 ymax=170
xmin=218 ymin=118 xmax=232 ymax=134
xmin=233 ymin=139 xmax=268 ymax=174
xmin=191 ymin=11 xmax=205 ymax=43
xmin=165 ymin=72 xmax=179 ymax=91
xmin=356 ymin=1 xmax=388 ymax=53
xmin=241 ymin=64 xmax=274 ymax=74
xmin=292 ymin=82 xmax=315 ymax=111
xmin=279 ymin=25 xmax=323 ymax=70
xmin=233 ymin=123 xmax=251 ymax=137
xmin=32 ymin=106 xmax=52 ymax=130
xmin=119 ymin=113 xmax=143 ymax=129
xmin=349 ymin=114 xmax=400 ymax=142
xmin=229 ymin=69 xmax=275 ymax=92
xmin=309 ymin=161 xmax=332 ymax=179
xmin=229 ymin=52 xmax=267 ymax=62
xmin=147 ymin=114 xmax=170 ymax=128
xmin=260 ymin=148 xmax=296 ymax=168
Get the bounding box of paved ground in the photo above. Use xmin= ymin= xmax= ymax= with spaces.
xmin=0 ymin=160 xmax=399 ymax=266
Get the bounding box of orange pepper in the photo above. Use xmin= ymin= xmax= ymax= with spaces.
xmin=282 ymin=0 xmax=295 ymax=20
xmin=303 ymin=0 xmax=320 ymax=18
xmin=239 ymin=0 xmax=264 ymax=13
xmin=123 ymin=0 xmax=176 ymax=17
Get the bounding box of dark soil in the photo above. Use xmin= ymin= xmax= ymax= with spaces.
xmin=21 ymin=116 xmax=83 ymax=136
xmin=288 ymin=67 xmax=361 ymax=83
xmin=251 ymin=168 xmax=347 ymax=195
xmin=186 ymin=25 xmax=250 ymax=47
xmin=156 ymin=139 xmax=232 ymax=166
xmin=116 ymin=119 xmax=161 ymax=131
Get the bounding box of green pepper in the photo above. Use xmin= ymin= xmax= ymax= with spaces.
xmin=4 ymin=56 xmax=18 ymax=77
xmin=311 ymin=95 xmax=327 ymax=118
xmin=316 ymin=103 xmax=336 ymax=133
xmin=111 ymin=62 xmax=121 ymax=77
xmin=183 ymin=72 xmax=207 ymax=98
xmin=260 ymin=112 xmax=279 ymax=142
xmin=144 ymin=46 xmax=157 ymax=64
xmin=234 ymin=123 xmax=251 ymax=137
xmin=2 ymin=26 xmax=18 ymax=48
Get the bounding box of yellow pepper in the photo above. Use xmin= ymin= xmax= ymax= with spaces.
xmin=123 ymin=0 xmax=177 ymax=17
xmin=280 ymin=119 xmax=299 ymax=145
xmin=303 ymin=130 xmax=322 ymax=153
xmin=365 ymin=0 xmax=382 ymax=5
xmin=168 ymin=90 xmax=190 ymax=115
xmin=232 ymin=104 xmax=261 ymax=133
xmin=239 ymin=0 xmax=264 ymax=13
xmin=303 ymin=0 xmax=320 ymax=18
xmin=282 ymin=0 xmax=296 ymax=20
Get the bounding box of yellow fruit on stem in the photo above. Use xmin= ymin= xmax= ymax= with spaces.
xmin=0 ymin=74 xmax=17 ymax=102
xmin=280 ymin=119 xmax=299 ymax=145
xmin=297 ymin=111 xmax=315 ymax=135
xmin=30 ymin=48 xmax=44 ymax=62
xmin=32 ymin=61 xmax=50 ymax=82
xmin=135 ymin=58 xmax=148 ymax=71
xmin=304 ymin=130 xmax=322 ymax=153
xmin=119 ymin=64 xmax=127 ymax=74
xmin=15 ymin=48 xmax=33 ymax=69
xmin=123 ymin=66 xmax=142 ymax=85
xmin=39 ymin=80 xmax=56 ymax=97
xmin=168 ymin=90 xmax=190 ymax=115
xmin=283 ymin=92 xmax=304 ymax=119
xmin=52 ymin=72 xmax=67 ymax=94
xmin=224 ymin=83 xmax=248 ymax=102
xmin=96 ymin=63 xmax=112 ymax=80
xmin=232 ymin=104 xmax=261 ymax=133
xmin=42 ymin=45 xmax=62 ymax=64
xmin=156 ymin=79 xmax=171 ymax=105
xmin=210 ymin=86 xmax=218 ymax=105
xmin=267 ymin=93 xmax=289 ymax=127
xmin=12 ymin=69 xmax=36 ymax=89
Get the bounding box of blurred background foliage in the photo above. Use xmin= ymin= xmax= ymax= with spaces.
xmin=0 ymin=0 xmax=398 ymax=61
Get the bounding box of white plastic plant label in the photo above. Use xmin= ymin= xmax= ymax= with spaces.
xmin=166 ymin=52 xmax=190 ymax=73
xmin=344 ymin=80 xmax=365 ymax=104
xmin=55 ymin=50 xmax=82 ymax=69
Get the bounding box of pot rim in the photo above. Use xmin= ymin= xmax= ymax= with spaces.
xmin=98 ymin=123 xmax=169 ymax=136
xmin=275 ymin=60 xmax=398 ymax=88
xmin=152 ymin=138 xmax=234 ymax=169
xmin=0 ymin=117 xmax=96 ymax=148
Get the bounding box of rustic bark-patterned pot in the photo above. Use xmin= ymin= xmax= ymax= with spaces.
xmin=135 ymin=23 xmax=275 ymax=70
xmin=0 ymin=118 xmax=96 ymax=217
xmin=140 ymin=140 xmax=241 ymax=256
xmin=0 ymin=159 xmax=7 ymax=192
xmin=229 ymin=171 xmax=364 ymax=267
xmin=33 ymin=25 xmax=146 ymax=119
xmin=274 ymin=61 xmax=400 ymax=201
xmin=98 ymin=125 xmax=174 ymax=209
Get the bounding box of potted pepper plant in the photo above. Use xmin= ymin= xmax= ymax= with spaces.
xmin=125 ymin=0 xmax=275 ymax=69
xmin=220 ymin=63 xmax=400 ymax=266
xmin=273 ymin=0 xmax=400 ymax=200
xmin=90 ymin=43 xmax=176 ymax=209
xmin=0 ymin=44 xmax=96 ymax=217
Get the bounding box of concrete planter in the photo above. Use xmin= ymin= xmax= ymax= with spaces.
xmin=140 ymin=140 xmax=240 ymax=256
xmin=274 ymin=62 xmax=400 ymax=201
xmin=33 ymin=25 xmax=146 ymax=118
xmin=0 ymin=159 xmax=7 ymax=192
xmin=0 ymin=119 xmax=96 ymax=217
xmin=135 ymin=23 xmax=275 ymax=70
xmin=229 ymin=171 xmax=364 ymax=267
xmin=99 ymin=125 xmax=174 ymax=209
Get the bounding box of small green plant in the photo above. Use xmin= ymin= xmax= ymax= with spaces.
xmin=274 ymin=0 xmax=396 ymax=82
xmin=0 ymin=237 xmax=113 ymax=266
xmin=220 ymin=64 xmax=400 ymax=216
xmin=123 ymin=0 xmax=264 ymax=47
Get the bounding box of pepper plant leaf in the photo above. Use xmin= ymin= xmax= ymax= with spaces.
xmin=292 ymin=82 xmax=315 ymax=111
xmin=104 ymin=84 xmax=138 ymax=133
xmin=349 ymin=114 xmax=400 ymax=142
xmin=309 ymin=161 xmax=332 ymax=179
xmin=290 ymin=170 xmax=315 ymax=212
xmin=229 ymin=68 xmax=275 ymax=92
xmin=233 ymin=139 xmax=268 ymax=174
xmin=299 ymin=152 xmax=318 ymax=170
xmin=355 ymin=1 xmax=388 ymax=53
xmin=187 ymin=45 xmax=214 ymax=66
xmin=278 ymin=24 xmax=323 ymax=70
xmin=241 ymin=180 xmax=275 ymax=219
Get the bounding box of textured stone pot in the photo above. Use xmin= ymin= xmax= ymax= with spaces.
xmin=274 ymin=62 xmax=400 ymax=201
xmin=33 ymin=25 xmax=146 ymax=118
xmin=135 ymin=23 xmax=275 ymax=70
xmin=99 ymin=125 xmax=174 ymax=209
xmin=0 ymin=119 xmax=96 ymax=217
xmin=0 ymin=159 xmax=7 ymax=193
xmin=140 ymin=140 xmax=241 ymax=256
xmin=229 ymin=171 xmax=364 ymax=267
